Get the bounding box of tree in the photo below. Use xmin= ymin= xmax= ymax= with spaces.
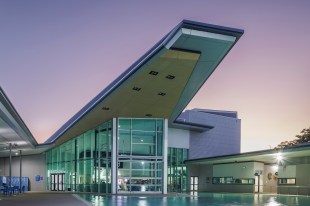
xmin=275 ymin=127 xmax=310 ymax=149
xmin=295 ymin=127 xmax=310 ymax=144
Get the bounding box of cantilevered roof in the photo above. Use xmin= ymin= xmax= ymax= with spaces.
xmin=0 ymin=87 xmax=49 ymax=157
xmin=185 ymin=144 xmax=310 ymax=166
xmin=46 ymin=20 xmax=244 ymax=146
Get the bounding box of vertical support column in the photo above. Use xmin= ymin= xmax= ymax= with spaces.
xmin=9 ymin=143 xmax=12 ymax=187
xmin=162 ymin=119 xmax=168 ymax=194
xmin=96 ymin=129 xmax=100 ymax=194
xmin=111 ymin=118 xmax=117 ymax=194
xmin=19 ymin=150 xmax=22 ymax=192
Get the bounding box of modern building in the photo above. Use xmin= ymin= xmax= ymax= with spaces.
xmin=1 ymin=20 xmax=309 ymax=196
xmin=0 ymin=87 xmax=48 ymax=191
xmin=187 ymin=143 xmax=310 ymax=195
xmin=44 ymin=108 xmax=241 ymax=194
xmin=1 ymin=20 xmax=244 ymax=194
xmin=0 ymin=20 xmax=272 ymax=194
xmin=42 ymin=20 xmax=243 ymax=194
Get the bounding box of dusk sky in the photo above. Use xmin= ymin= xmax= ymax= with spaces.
xmin=1 ymin=1 xmax=309 ymax=152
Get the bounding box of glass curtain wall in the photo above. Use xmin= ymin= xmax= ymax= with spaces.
xmin=117 ymin=118 xmax=163 ymax=193
xmin=167 ymin=147 xmax=188 ymax=192
xmin=46 ymin=120 xmax=112 ymax=193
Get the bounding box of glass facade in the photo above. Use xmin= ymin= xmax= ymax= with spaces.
xmin=117 ymin=118 xmax=163 ymax=193
xmin=46 ymin=118 xmax=167 ymax=194
xmin=46 ymin=120 xmax=112 ymax=193
xmin=167 ymin=147 xmax=188 ymax=192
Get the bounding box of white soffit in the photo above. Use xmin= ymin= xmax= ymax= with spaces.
xmin=165 ymin=28 xmax=236 ymax=49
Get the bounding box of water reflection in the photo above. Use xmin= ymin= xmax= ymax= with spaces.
xmin=266 ymin=196 xmax=282 ymax=206
xmin=80 ymin=193 xmax=310 ymax=206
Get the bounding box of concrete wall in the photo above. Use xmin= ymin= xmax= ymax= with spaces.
xmin=278 ymin=164 xmax=310 ymax=195
xmin=188 ymin=164 xmax=212 ymax=192
xmin=0 ymin=153 xmax=46 ymax=191
xmin=189 ymin=163 xmax=310 ymax=195
xmin=179 ymin=109 xmax=241 ymax=159
xmin=263 ymin=165 xmax=278 ymax=193
xmin=278 ymin=165 xmax=296 ymax=178
xmin=168 ymin=128 xmax=190 ymax=149
xmin=296 ymin=164 xmax=310 ymax=186
xmin=214 ymin=162 xmax=254 ymax=178
xmin=189 ymin=162 xmax=257 ymax=193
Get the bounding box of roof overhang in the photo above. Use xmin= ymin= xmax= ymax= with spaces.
xmin=185 ymin=145 xmax=310 ymax=165
xmin=0 ymin=87 xmax=49 ymax=157
xmin=46 ymin=20 xmax=244 ymax=146
xmin=171 ymin=119 xmax=214 ymax=132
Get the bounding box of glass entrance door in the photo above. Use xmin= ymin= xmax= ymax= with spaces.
xmin=190 ymin=176 xmax=198 ymax=191
xmin=51 ymin=173 xmax=65 ymax=191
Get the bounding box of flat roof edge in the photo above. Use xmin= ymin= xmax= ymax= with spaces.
xmin=0 ymin=87 xmax=38 ymax=146
xmin=185 ymin=144 xmax=310 ymax=164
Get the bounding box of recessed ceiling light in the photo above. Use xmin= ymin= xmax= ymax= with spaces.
xmin=166 ymin=75 xmax=175 ymax=80
xmin=102 ymin=107 xmax=110 ymax=110
xmin=145 ymin=114 xmax=152 ymax=117
xmin=132 ymin=87 xmax=141 ymax=91
xmin=158 ymin=92 xmax=166 ymax=96
xmin=149 ymin=71 xmax=159 ymax=76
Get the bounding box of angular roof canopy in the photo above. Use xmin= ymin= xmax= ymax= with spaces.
xmin=0 ymin=87 xmax=48 ymax=157
xmin=46 ymin=20 xmax=244 ymax=146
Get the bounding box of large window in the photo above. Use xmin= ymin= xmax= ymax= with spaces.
xmin=278 ymin=178 xmax=296 ymax=185
xmin=168 ymin=147 xmax=188 ymax=192
xmin=117 ymin=118 xmax=163 ymax=193
xmin=212 ymin=177 xmax=255 ymax=185
xmin=46 ymin=120 xmax=112 ymax=193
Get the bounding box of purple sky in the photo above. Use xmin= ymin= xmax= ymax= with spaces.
xmin=1 ymin=1 xmax=309 ymax=152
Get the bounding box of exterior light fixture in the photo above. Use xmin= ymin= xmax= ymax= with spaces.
xmin=166 ymin=75 xmax=175 ymax=79
xmin=145 ymin=114 xmax=152 ymax=117
xmin=276 ymin=153 xmax=282 ymax=161
xmin=132 ymin=87 xmax=141 ymax=91
xmin=272 ymin=165 xmax=279 ymax=171
xmin=158 ymin=92 xmax=166 ymax=96
xmin=102 ymin=107 xmax=110 ymax=110
xmin=149 ymin=71 xmax=159 ymax=76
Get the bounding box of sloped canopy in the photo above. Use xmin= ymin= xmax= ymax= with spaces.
xmin=0 ymin=87 xmax=48 ymax=157
xmin=46 ymin=20 xmax=244 ymax=146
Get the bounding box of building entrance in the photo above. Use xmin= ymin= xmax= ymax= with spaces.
xmin=190 ymin=176 xmax=198 ymax=191
xmin=51 ymin=173 xmax=65 ymax=191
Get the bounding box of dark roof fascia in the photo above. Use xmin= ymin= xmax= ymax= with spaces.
xmin=185 ymin=150 xmax=273 ymax=164
xmin=172 ymin=120 xmax=214 ymax=131
xmin=185 ymin=144 xmax=310 ymax=164
xmin=169 ymin=21 xmax=244 ymax=125
xmin=213 ymin=160 xmax=266 ymax=166
xmin=0 ymin=87 xmax=38 ymax=146
xmin=45 ymin=20 xmax=244 ymax=144
xmin=182 ymin=19 xmax=244 ymax=39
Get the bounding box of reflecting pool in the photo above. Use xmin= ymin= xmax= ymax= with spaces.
xmin=78 ymin=192 xmax=310 ymax=206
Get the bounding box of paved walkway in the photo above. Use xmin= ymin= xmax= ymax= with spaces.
xmin=0 ymin=191 xmax=90 ymax=206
